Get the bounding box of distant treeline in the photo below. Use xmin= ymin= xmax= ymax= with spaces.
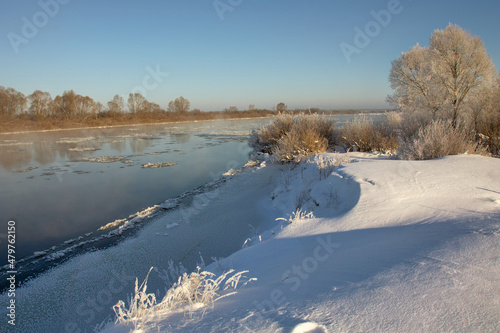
xmin=0 ymin=86 xmax=386 ymax=133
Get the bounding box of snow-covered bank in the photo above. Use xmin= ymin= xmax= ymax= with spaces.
xmin=104 ymin=153 xmax=500 ymax=332
xmin=2 ymin=153 xmax=499 ymax=332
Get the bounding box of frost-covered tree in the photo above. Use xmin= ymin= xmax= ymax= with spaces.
xmin=388 ymin=24 xmax=497 ymax=127
xmin=430 ymin=24 xmax=496 ymax=126
xmin=388 ymin=44 xmax=446 ymax=117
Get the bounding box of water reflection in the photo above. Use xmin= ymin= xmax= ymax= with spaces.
xmin=33 ymin=141 xmax=58 ymax=166
xmin=110 ymin=139 xmax=126 ymax=153
xmin=0 ymin=144 xmax=33 ymax=171
xmin=129 ymin=137 xmax=153 ymax=154
xmin=170 ymin=133 xmax=191 ymax=144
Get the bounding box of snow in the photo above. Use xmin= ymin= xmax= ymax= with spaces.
xmin=141 ymin=162 xmax=176 ymax=169
xmin=56 ymin=137 xmax=96 ymax=144
xmin=0 ymin=141 xmax=33 ymax=146
xmin=77 ymin=156 xmax=125 ymax=163
xmin=1 ymin=153 xmax=499 ymax=332
xmin=291 ymin=322 xmax=328 ymax=333
xmin=68 ymin=147 xmax=99 ymax=152
xmin=104 ymin=153 xmax=499 ymax=332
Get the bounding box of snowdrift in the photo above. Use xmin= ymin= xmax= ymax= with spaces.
xmin=105 ymin=153 xmax=500 ymax=332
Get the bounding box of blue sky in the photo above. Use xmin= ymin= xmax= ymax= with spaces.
xmin=1 ymin=0 xmax=499 ymax=111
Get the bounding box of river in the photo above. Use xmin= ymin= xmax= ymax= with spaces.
xmin=0 ymin=114 xmax=384 ymax=270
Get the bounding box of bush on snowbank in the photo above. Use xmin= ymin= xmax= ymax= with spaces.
xmin=249 ymin=112 xmax=493 ymax=163
xmin=339 ymin=116 xmax=399 ymax=153
xmin=398 ymin=119 xmax=487 ymax=160
xmin=249 ymin=113 xmax=335 ymax=163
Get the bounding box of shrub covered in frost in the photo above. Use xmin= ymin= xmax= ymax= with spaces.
xmin=249 ymin=113 xmax=335 ymax=163
xmin=340 ymin=116 xmax=399 ymax=153
xmin=249 ymin=112 xmax=294 ymax=155
xmin=399 ymin=119 xmax=487 ymax=160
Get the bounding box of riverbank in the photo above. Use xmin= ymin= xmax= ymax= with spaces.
xmin=0 ymin=111 xmax=274 ymax=134
xmin=2 ymin=152 xmax=498 ymax=332
xmin=103 ymin=153 xmax=500 ymax=332
xmin=0 ymin=110 xmax=388 ymax=135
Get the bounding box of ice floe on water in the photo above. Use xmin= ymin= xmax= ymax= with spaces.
xmin=56 ymin=137 xmax=96 ymax=144
xmin=68 ymin=147 xmax=99 ymax=152
xmin=206 ymin=129 xmax=252 ymax=136
xmin=76 ymin=155 xmax=125 ymax=163
xmin=15 ymin=166 xmax=38 ymax=173
xmin=141 ymin=162 xmax=176 ymax=168
xmin=0 ymin=141 xmax=33 ymax=146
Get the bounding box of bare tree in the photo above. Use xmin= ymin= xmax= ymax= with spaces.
xmin=168 ymin=96 xmax=190 ymax=113
xmin=277 ymin=102 xmax=287 ymax=112
xmin=51 ymin=95 xmax=62 ymax=117
xmin=76 ymin=95 xmax=96 ymax=117
xmin=53 ymin=90 xmax=78 ymax=119
xmin=0 ymin=87 xmax=9 ymax=117
xmin=28 ymin=90 xmax=52 ymax=120
xmin=143 ymin=101 xmax=161 ymax=113
xmin=107 ymin=95 xmax=125 ymax=114
xmin=91 ymin=101 xmax=104 ymax=119
xmin=0 ymin=87 xmax=27 ymax=117
xmin=128 ymin=93 xmax=147 ymax=114
xmin=388 ymin=24 xmax=497 ymax=127
xmin=224 ymin=106 xmax=238 ymax=112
